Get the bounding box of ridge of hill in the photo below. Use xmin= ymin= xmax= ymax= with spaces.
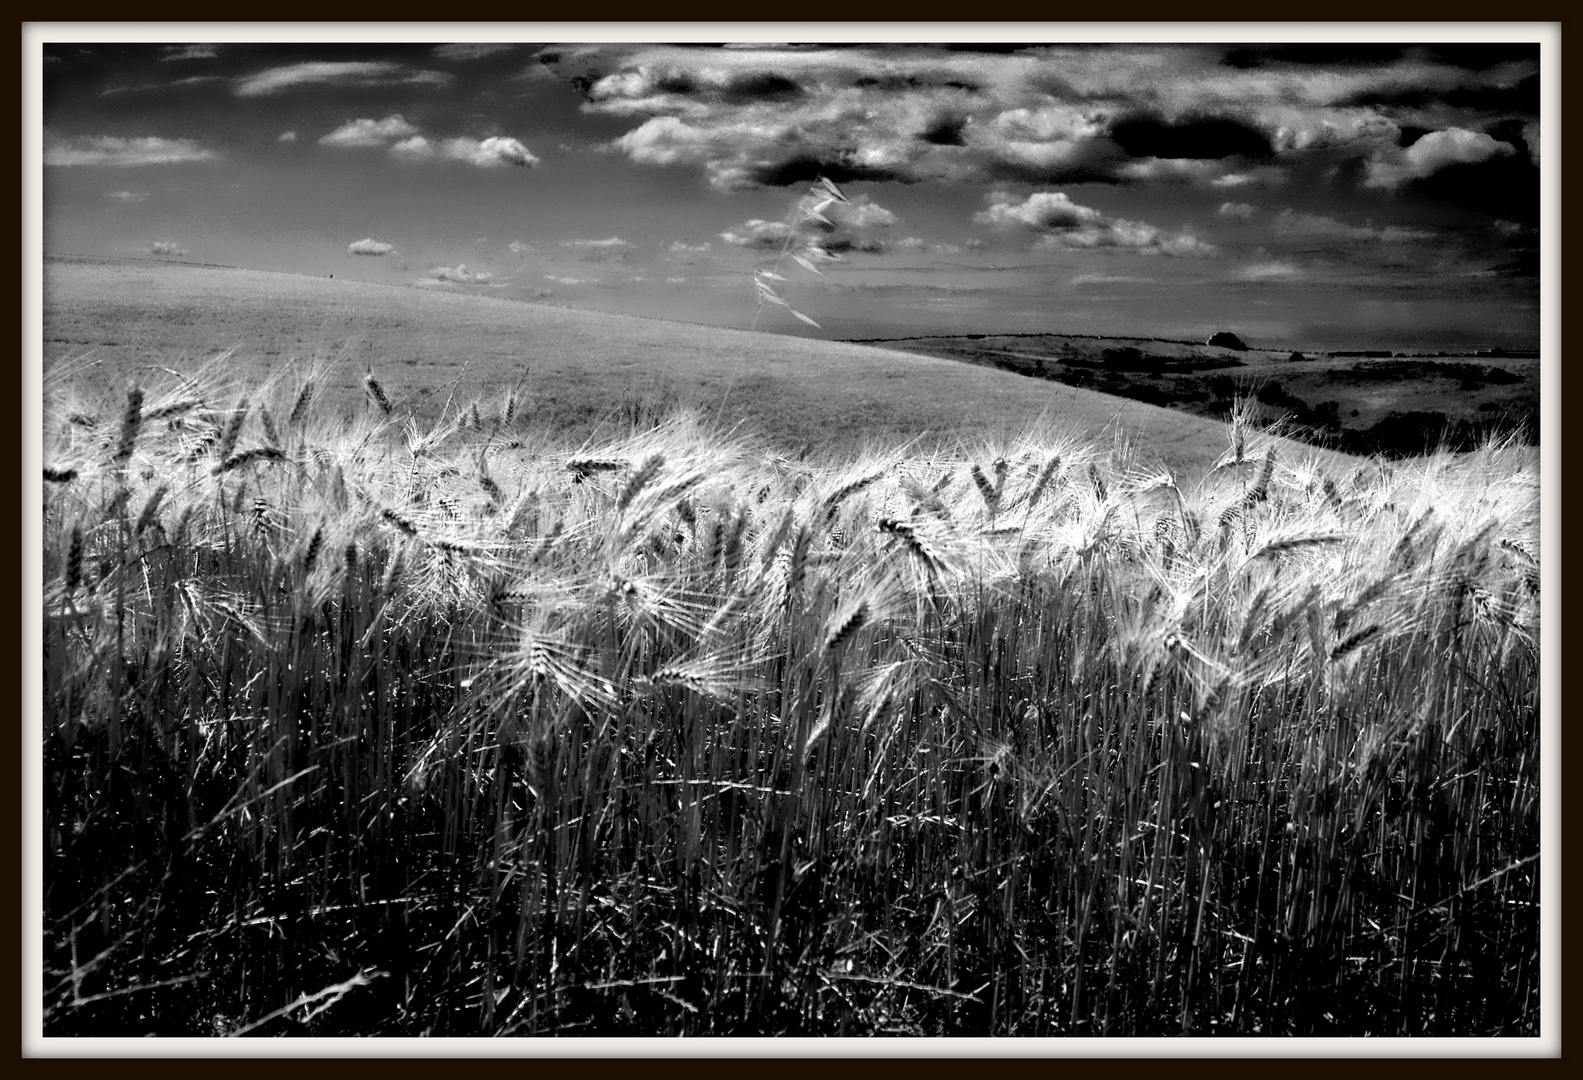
xmin=41 ymin=258 xmax=1358 ymax=480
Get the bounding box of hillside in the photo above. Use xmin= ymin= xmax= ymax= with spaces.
xmin=41 ymin=258 xmax=1355 ymax=480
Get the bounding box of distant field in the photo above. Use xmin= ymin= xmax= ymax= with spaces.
xmin=861 ymin=333 xmax=1540 ymax=458
xmin=41 ymin=258 xmax=1355 ymax=481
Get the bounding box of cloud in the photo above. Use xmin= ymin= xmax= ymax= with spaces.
xmin=1107 ymin=114 xmax=1273 ymax=160
xmin=426 ymin=264 xmax=492 ymax=284
xmin=432 ymin=43 xmax=516 ymax=61
xmin=543 ymin=43 xmax=1532 ymax=197
xmin=1071 ymin=272 xmax=1155 ymax=285
xmin=545 ymin=274 xmax=599 ymax=285
xmin=235 ymin=61 xmax=451 ymax=97
xmin=441 ymin=136 xmax=539 ymax=168
xmin=832 ymin=196 xmax=900 ymax=230
xmin=1210 ymin=168 xmax=1286 ymax=189
xmin=390 ymin=136 xmax=434 ymax=161
xmin=508 ymin=240 xmax=534 ymax=255
xmin=1521 ymin=121 xmax=1540 ymax=165
xmin=150 ymin=241 xmax=186 ymax=256
xmin=320 ymin=121 xmax=537 ymax=167
xmin=100 ymin=74 xmax=225 ymax=97
xmin=320 ymin=114 xmax=420 ymax=149
xmin=108 ymin=190 xmax=148 ymax=203
xmin=1218 ymin=201 xmax=1256 ymax=219
xmin=667 ymin=241 xmax=712 ymax=254
xmin=559 ymin=237 xmax=630 ymax=264
xmin=975 ymin=191 xmax=1104 ymax=230
xmin=159 ymin=44 xmax=217 ymax=62
xmin=719 ymin=219 xmax=795 ymax=249
xmin=1114 ymin=158 xmax=1229 ymax=185
xmin=1363 ymin=127 xmax=1514 ymax=189
xmin=347 ymin=238 xmax=395 ymax=257
xmin=1272 ymin=209 xmax=1434 ymax=242
xmin=975 ymin=190 xmax=1219 ymax=256
xmin=1232 ymin=260 xmax=1304 ymax=282
xmin=45 ymin=134 xmax=217 ymax=167
xmin=278 ymin=130 xmax=298 ymax=143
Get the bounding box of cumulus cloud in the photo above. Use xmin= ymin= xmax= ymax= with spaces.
xmin=390 ymin=136 xmax=434 ymax=161
xmin=426 ymin=264 xmax=492 ymax=284
xmin=45 ymin=134 xmax=217 ymax=167
xmin=667 ymin=241 xmax=712 ymax=254
xmin=975 ymin=191 xmax=1103 ymax=231
xmin=1363 ymin=127 xmax=1514 ymax=189
xmin=235 ymin=61 xmax=451 ymax=97
xmin=508 ymin=240 xmax=534 ymax=255
xmin=320 ymin=115 xmax=420 ymax=149
xmin=1218 ymin=201 xmax=1256 ymax=219
xmin=108 ymin=190 xmax=148 ymax=203
xmin=976 ymin=190 xmax=1219 ymax=257
xmin=832 ymin=196 xmax=900 ymax=230
xmin=278 ymin=130 xmax=298 ymax=143
xmin=150 ymin=241 xmax=186 ymax=256
xmin=560 ymin=237 xmax=629 ymax=249
xmin=347 ymin=238 xmax=395 ymax=257
xmin=441 ymin=136 xmax=539 ymax=168
xmin=545 ymin=274 xmax=599 ymax=285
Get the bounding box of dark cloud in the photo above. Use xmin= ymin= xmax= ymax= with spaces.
xmin=1408 ymin=154 xmax=1539 ymax=223
xmin=1337 ymin=71 xmax=1539 ymax=112
xmin=1107 ymin=115 xmax=1273 ymax=161
xmin=920 ymin=114 xmax=968 ymax=147
xmin=548 ymin=42 xmax=1541 ymax=209
xmin=720 ymin=71 xmax=803 ymax=104
xmin=741 ymin=155 xmax=911 ymax=190
xmin=851 ymin=71 xmax=982 ymax=94
xmin=1219 ymin=44 xmax=1410 ymax=69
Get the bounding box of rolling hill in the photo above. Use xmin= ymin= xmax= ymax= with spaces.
xmin=41 ymin=257 xmax=1356 ymax=480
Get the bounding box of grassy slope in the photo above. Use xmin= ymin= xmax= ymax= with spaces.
xmin=42 ymin=258 xmax=1354 ymax=480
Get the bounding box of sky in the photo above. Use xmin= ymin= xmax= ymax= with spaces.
xmin=33 ymin=29 xmax=1549 ymax=353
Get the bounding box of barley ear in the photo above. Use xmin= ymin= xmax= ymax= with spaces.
xmin=112 ymin=386 xmax=144 ymax=465
xmin=365 ymin=372 xmax=394 ymax=415
xmin=65 ymin=523 xmax=84 ymax=591
xmin=217 ymin=397 xmax=250 ymax=462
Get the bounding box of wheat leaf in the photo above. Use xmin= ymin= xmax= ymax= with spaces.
xmin=790 ymin=254 xmax=824 ymax=276
xmin=790 ymin=308 xmax=822 ymax=328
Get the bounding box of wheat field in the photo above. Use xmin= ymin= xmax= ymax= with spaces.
xmin=40 ymin=349 xmax=1540 ymax=1036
